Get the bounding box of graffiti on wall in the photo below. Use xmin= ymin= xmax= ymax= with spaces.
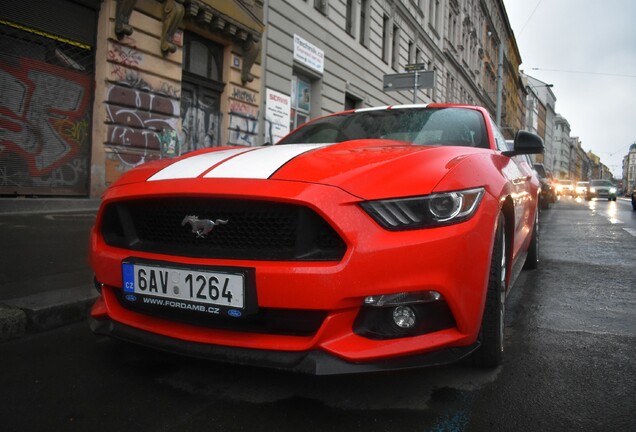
xmin=0 ymin=57 xmax=91 ymax=190
xmin=108 ymin=39 xmax=180 ymax=98
xmin=180 ymin=89 xmax=219 ymax=153
xmin=228 ymin=100 xmax=258 ymax=147
xmin=105 ymin=83 xmax=180 ymax=167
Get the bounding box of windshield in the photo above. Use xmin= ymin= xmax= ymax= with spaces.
xmin=277 ymin=107 xmax=489 ymax=148
xmin=591 ymin=180 xmax=613 ymax=187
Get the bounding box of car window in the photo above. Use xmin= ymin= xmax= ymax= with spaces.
xmin=278 ymin=107 xmax=489 ymax=148
xmin=533 ymin=164 xmax=547 ymax=177
xmin=490 ymin=119 xmax=509 ymax=152
xmin=591 ymin=180 xmax=612 ymax=187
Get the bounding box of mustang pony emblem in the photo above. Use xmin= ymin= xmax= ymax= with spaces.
xmin=181 ymin=215 xmax=228 ymax=238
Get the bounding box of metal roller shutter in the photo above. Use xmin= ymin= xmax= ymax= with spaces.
xmin=0 ymin=0 xmax=99 ymax=196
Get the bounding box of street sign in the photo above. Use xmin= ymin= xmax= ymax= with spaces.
xmin=382 ymin=70 xmax=435 ymax=91
xmin=404 ymin=63 xmax=427 ymax=71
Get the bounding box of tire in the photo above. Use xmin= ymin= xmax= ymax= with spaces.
xmin=524 ymin=210 xmax=539 ymax=270
xmin=473 ymin=212 xmax=507 ymax=368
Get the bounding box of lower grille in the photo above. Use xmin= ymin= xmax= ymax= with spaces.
xmin=114 ymin=290 xmax=327 ymax=336
xmin=100 ymin=197 xmax=347 ymax=261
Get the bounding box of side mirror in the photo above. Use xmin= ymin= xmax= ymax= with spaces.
xmin=502 ymin=131 xmax=544 ymax=156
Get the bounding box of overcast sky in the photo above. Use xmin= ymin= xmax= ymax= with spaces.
xmin=502 ymin=0 xmax=636 ymax=178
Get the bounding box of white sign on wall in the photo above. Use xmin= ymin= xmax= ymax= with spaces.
xmin=293 ymin=34 xmax=324 ymax=74
xmin=265 ymin=88 xmax=291 ymax=144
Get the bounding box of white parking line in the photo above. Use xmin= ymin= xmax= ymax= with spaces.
xmin=624 ymin=228 xmax=636 ymax=237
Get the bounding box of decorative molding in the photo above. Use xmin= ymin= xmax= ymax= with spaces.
xmin=241 ymin=38 xmax=261 ymax=85
xmin=161 ymin=0 xmax=186 ymax=55
xmin=115 ymin=0 xmax=138 ymax=39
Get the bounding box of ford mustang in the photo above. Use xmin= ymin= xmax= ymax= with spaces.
xmin=88 ymin=104 xmax=543 ymax=374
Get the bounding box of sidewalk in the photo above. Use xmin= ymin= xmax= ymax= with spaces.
xmin=0 ymin=197 xmax=101 ymax=341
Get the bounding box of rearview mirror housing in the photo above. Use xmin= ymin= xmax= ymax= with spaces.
xmin=502 ymin=131 xmax=544 ymax=156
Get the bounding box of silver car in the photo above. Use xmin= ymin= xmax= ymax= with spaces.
xmin=588 ymin=179 xmax=617 ymax=201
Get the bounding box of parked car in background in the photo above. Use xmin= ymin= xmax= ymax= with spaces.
xmin=88 ymin=104 xmax=544 ymax=374
xmin=587 ymin=179 xmax=617 ymax=201
xmin=555 ymin=179 xmax=575 ymax=197
xmin=533 ymin=163 xmax=557 ymax=208
xmin=575 ymin=181 xmax=590 ymax=199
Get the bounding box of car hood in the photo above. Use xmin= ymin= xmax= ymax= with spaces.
xmin=114 ymin=140 xmax=488 ymax=200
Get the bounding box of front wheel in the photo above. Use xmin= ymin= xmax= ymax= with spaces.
xmin=524 ymin=210 xmax=539 ymax=270
xmin=473 ymin=212 xmax=507 ymax=368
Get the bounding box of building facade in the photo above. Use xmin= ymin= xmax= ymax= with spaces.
xmin=522 ymin=74 xmax=556 ymax=169
xmin=1 ymin=0 xmax=265 ymax=197
xmin=259 ymin=0 xmax=525 ymax=146
xmin=622 ymin=143 xmax=636 ymax=193
xmin=553 ymin=114 xmax=572 ymax=179
xmin=2 ymin=0 xmax=527 ymax=198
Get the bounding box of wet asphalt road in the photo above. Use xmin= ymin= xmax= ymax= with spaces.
xmin=0 ymin=196 xmax=634 ymax=431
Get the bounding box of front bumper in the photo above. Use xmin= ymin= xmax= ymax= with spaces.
xmin=89 ymin=179 xmax=500 ymax=369
xmin=89 ymin=315 xmax=479 ymax=375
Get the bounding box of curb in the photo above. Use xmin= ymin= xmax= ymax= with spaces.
xmin=0 ymin=286 xmax=98 ymax=342
xmin=0 ymin=197 xmax=101 ymax=215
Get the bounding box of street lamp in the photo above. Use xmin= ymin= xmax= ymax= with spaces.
xmin=528 ymin=83 xmax=554 ymax=90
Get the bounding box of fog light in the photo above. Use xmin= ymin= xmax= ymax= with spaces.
xmin=393 ymin=305 xmax=416 ymax=329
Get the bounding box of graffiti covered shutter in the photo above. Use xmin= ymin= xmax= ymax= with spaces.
xmin=0 ymin=0 xmax=99 ymax=196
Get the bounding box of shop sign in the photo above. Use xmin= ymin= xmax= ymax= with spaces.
xmin=265 ymin=89 xmax=291 ymax=144
xmin=293 ymin=34 xmax=324 ymax=74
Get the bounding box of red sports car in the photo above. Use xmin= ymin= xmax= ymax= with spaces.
xmin=89 ymin=104 xmax=543 ymax=374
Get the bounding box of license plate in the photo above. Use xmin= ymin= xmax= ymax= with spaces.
xmin=122 ymin=262 xmax=245 ymax=309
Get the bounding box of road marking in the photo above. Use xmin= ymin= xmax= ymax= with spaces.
xmin=44 ymin=213 xmax=96 ymax=221
xmin=624 ymin=228 xmax=636 ymax=237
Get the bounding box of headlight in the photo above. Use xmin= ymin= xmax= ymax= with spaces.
xmin=590 ymin=187 xmax=596 ymax=193
xmin=360 ymin=187 xmax=484 ymax=230
xmin=610 ymin=187 xmax=617 ymax=193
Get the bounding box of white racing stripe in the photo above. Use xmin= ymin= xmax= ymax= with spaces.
xmin=203 ymin=143 xmax=330 ymax=179
xmin=148 ymin=148 xmax=254 ymax=181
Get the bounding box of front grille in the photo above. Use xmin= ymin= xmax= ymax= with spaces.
xmin=101 ymin=198 xmax=347 ymax=261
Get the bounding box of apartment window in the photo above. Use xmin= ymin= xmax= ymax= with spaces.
xmin=391 ymin=24 xmax=400 ymax=70
xmin=408 ymin=40 xmax=414 ymax=64
xmin=446 ymin=73 xmax=455 ymax=102
xmin=344 ymin=93 xmax=362 ymax=110
xmin=429 ymin=0 xmax=440 ymax=29
xmin=345 ymin=0 xmax=354 ymax=36
xmin=314 ymin=0 xmax=328 ymax=15
xmin=382 ymin=15 xmax=390 ymax=63
xmin=359 ymin=0 xmax=369 ymax=46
